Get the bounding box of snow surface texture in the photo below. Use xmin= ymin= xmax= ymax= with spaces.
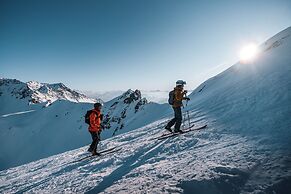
xmin=1 ymin=27 xmax=291 ymax=193
xmin=0 ymin=83 xmax=170 ymax=170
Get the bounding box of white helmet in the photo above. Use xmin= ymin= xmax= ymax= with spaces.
xmin=176 ymin=80 xmax=186 ymax=86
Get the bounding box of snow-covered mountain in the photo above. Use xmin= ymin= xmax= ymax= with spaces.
xmin=0 ymin=81 xmax=170 ymax=170
xmin=1 ymin=27 xmax=290 ymax=193
xmin=27 ymin=80 xmax=100 ymax=104
xmin=0 ymin=79 xmax=99 ymax=114
xmin=102 ymin=89 xmax=170 ymax=136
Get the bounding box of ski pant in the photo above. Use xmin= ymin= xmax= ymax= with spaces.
xmin=88 ymin=131 xmax=100 ymax=152
xmin=166 ymin=106 xmax=182 ymax=130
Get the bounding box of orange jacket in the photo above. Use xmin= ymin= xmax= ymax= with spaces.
xmin=88 ymin=109 xmax=101 ymax=132
xmin=173 ymin=87 xmax=187 ymax=107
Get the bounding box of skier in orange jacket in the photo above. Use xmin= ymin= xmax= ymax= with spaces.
xmin=87 ymin=103 xmax=103 ymax=156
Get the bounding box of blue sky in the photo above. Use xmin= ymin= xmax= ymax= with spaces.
xmin=1 ymin=0 xmax=290 ymax=91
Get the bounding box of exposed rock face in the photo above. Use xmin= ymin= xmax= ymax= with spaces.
xmin=101 ymin=89 xmax=148 ymax=136
xmin=135 ymin=98 xmax=147 ymax=113
xmin=123 ymin=89 xmax=142 ymax=104
xmin=0 ymin=79 xmax=33 ymax=100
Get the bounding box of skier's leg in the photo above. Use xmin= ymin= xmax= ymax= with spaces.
xmin=91 ymin=132 xmax=102 ymax=156
xmin=89 ymin=131 xmax=98 ymax=153
xmin=174 ymin=107 xmax=182 ymax=131
xmin=94 ymin=132 xmax=101 ymax=152
xmin=166 ymin=118 xmax=177 ymax=128
xmin=92 ymin=132 xmax=99 ymax=153
xmin=165 ymin=107 xmax=177 ymax=129
xmin=88 ymin=131 xmax=95 ymax=152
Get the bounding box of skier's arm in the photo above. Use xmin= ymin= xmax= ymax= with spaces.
xmin=175 ymin=91 xmax=184 ymax=101
xmin=181 ymin=90 xmax=190 ymax=101
xmin=176 ymin=90 xmax=190 ymax=101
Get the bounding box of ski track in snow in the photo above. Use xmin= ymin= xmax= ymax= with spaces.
xmin=1 ymin=110 xmax=36 ymax=118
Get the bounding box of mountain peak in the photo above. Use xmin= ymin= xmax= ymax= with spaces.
xmin=0 ymin=78 xmax=22 ymax=85
xmin=1 ymin=78 xmax=98 ymax=104
xmin=26 ymin=80 xmax=42 ymax=90
xmin=46 ymin=82 xmax=66 ymax=89
xmin=118 ymin=89 xmax=142 ymax=104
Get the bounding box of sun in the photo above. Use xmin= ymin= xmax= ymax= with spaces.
xmin=239 ymin=43 xmax=259 ymax=62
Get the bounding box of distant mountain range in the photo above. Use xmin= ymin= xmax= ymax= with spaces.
xmin=0 ymin=79 xmax=170 ymax=170
xmin=82 ymin=89 xmax=193 ymax=103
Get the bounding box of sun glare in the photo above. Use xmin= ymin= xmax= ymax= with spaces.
xmin=239 ymin=43 xmax=259 ymax=62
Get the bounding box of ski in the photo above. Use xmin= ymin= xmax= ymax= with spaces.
xmin=73 ymin=146 xmax=121 ymax=163
xmin=150 ymin=124 xmax=196 ymax=140
xmin=182 ymin=124 xmax=207 ymax=133
xmin=158 ymin=124 xmax=207 ymax=140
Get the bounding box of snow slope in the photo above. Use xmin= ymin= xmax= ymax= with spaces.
xmin=0 ymin=27 xmax=290 ymax=193
xmin=0 ymin=83 xmax=170 ymax=170
xmin=188 ymin=26 xmax=291 ymax=140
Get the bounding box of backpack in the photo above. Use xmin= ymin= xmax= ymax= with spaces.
xmin=85 ymin=110 xmax=103 ymax=125
xmin=168 ymin=90 xmax=175 ymax=105
xmin=85 ymin=110 xmax=94 ymax=125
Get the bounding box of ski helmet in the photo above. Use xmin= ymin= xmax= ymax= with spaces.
xmin=94 ymin=102 xmax=103 ymax=109
xmin=176 ymin=80 xmax=186 ymax=86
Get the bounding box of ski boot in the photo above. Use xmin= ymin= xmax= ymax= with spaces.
xmin=174 ymin=129 xmax=183 ymax=133
xmin=165 ymin=126 xmax=172 ymax=133
xmin=91 ymin=150 xmax=101 ymax=156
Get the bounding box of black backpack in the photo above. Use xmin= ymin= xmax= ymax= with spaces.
xmin=85 ymin=110 xmax=103 ymax=125
xmin=168 ymin=90 xmax=175 ymax=105
xmin=85 ymin=110 xmax=94 ymax=125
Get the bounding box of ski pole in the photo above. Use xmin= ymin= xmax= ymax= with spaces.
xmin=185 ymin=93 xmax=191 ymax=127
xmin=184 ymin=104 xmax=187 ymax=128
xmin=182 ymin=101 xmax=185 ymax=130
xmin=187 ymin=110 xmax=190 ymax=127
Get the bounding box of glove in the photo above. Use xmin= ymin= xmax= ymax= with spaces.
xmin=184 ymin=90 xmax=188 ymax=94
xmin=184 ymin=97 xmax=190 ymax=101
